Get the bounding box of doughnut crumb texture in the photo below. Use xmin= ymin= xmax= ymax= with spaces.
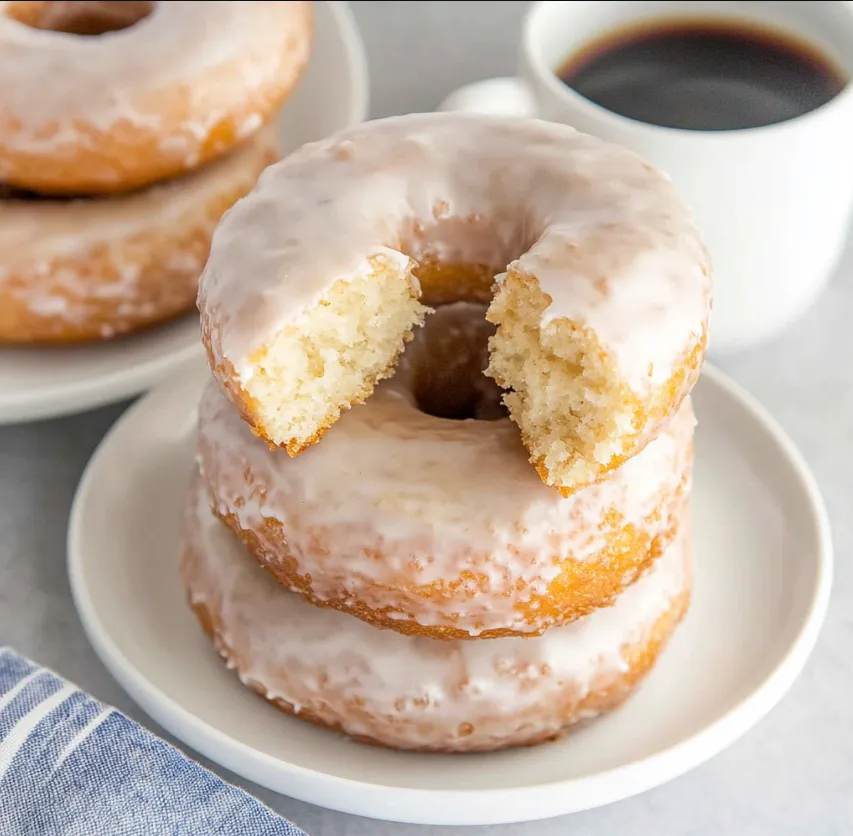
xmin=237 ymin=253 xmax=428 ymax=454
xmin=487 ymin=268 xmax=707 ymax=494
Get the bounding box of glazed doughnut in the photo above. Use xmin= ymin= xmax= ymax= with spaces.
xmin=198 ymin=112 xmax=710 ymax=495
xmin=181 ymin=472 xmax=693 ymax=752
xmin=0 ymin=131 xmax=278 ymax=343
xmin=0 ymin=1 xmax=311 ymax=194
xmin=197 ymin=302 xmax=695 ymax=639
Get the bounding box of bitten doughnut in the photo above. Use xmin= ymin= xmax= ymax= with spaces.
xmin=198 ymin=112 xmax=710 ymax=495
xmin=181 ymin=472 xmax=693 ymax=752
xmin=0 ymin=1 xmax=311 ymax=194
xmin=197 ymin=302 xmax=695 ymax=639
xmin=0 ymin=131 xmax=278 ymax=343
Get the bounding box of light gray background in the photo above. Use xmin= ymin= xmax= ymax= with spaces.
xmin=2 ymin=2 xmax=852 ymax=834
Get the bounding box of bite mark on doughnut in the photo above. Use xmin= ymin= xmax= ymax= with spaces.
xmin=239 ymin=254 xmax=429 ymax=456
xmin=487 ymin=267 xmax=707 ymax=496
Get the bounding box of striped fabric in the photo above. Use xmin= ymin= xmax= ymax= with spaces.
xmin=0 ymin=648 xmax=306 ymax=836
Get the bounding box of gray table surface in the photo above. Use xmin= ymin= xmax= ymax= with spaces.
xmin=2 ymin=2 xmax=852 ymax=834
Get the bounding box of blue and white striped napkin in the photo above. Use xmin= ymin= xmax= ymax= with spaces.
xmin=0 ymin=647 xmax=306 ymax=836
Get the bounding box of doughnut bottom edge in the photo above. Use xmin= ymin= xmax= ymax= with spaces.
xmin=187 ymin=585 xmax=691 ymax=753
xmin=180 ymin=475 xmax=693 ymax=753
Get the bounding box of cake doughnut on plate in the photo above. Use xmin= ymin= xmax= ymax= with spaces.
xmin=198 ymin=112 xmax=711 ymax=495
xmin=197 ymin=302 xmax=695 ymax=640
xmin=181 ymin=471 xmax=693 ymax=753
xmin=0 ymin=1 xmax=311 ymax=194
xmin=0 ymin=130 xmax=278 ymax=343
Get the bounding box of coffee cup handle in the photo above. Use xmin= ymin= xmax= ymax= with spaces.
xmin=436 ymin=77 xmax=538 ymax=117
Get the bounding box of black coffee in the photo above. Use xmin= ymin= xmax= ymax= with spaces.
xmin=558 ymin=18 xmax=848 ymax=131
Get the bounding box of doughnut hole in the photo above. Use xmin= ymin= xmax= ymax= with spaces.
xmin=6 ymin=1 xmax=154 ymax=35
xmin=241 ymin=254 xmax=428 ymax=455
xmin=412 ymin=260 xmax=497 ymax=306
xmin=487 ymin=267 xmax=643 ymax=496
xmin=404 ymin=301 xmax=506 ymax=422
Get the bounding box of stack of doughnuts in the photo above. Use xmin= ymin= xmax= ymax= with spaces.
xmin=185 ymin=112 xmax=712 ymax=752
xmin=0 ymin=0 xmax=312 ymax=343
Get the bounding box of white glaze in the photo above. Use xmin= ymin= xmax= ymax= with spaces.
xmin=0 ymin=130 xmax=276 ymax=326
xmin=196 ymin=323 xmax=695 ymax=635
xmin=198 ymin=112 xmax=711 ymax=392
xmin=183 ymin=476 xmax=691 ymax=751
xmin=0 ymin=1 xmax=306 ymax=168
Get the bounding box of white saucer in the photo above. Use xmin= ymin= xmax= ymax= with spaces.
xmin=68 ymin=360 xmax=832 ymax=827
xmin=0 ymin=0 xmax=368 ymax=426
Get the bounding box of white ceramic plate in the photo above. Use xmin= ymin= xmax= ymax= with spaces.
xmin=68 ymin=360 xmax=832 ymax=827
xmin=0 ymin=1 xmax=368 ymax=426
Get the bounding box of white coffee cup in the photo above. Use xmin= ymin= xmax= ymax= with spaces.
xmin=438 ymin=1 xmax=853 ymax=355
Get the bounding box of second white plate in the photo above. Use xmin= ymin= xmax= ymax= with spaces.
xmin=0 ymin=0 xmax=369 ymax=426
xmin=67 ymin=360 xmax=832 ymax=826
